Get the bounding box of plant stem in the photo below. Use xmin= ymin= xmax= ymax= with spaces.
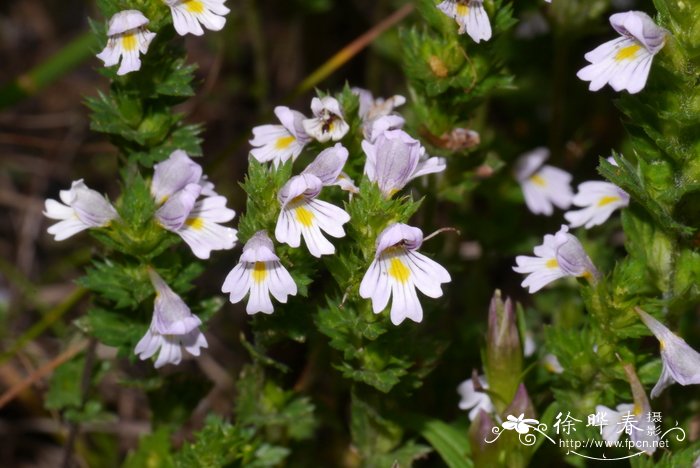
xmin=0 ymin=287 xmax=87 ymax=365
xmin=0 ymin=32 xmax=97 ymax=109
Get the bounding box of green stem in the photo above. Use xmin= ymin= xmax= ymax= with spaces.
xmin=0 ymin=32 xmax=97 ymax=109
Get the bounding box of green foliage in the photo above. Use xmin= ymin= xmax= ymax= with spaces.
xmin=174 ymin=416 xmax=290 ymax=468
xmin=397 ymin=412 xmax=472 ymax=468
xmin=351 ymin=393 xmax=432 ymax=467
xmin=45 ymin=355 xmax=86 ymax=411
xmin=235 ymin=365 xmax=317 ymax=442
xmin=40 ymin=0 xmax=700 ymax=465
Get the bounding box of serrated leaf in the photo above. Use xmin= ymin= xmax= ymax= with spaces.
xmin=45 ymin=355 xmax=85 ymax=411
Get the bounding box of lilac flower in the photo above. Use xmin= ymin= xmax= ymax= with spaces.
xmin=222 ymin=231 xmax=297 ymax=314
xmin=135 ymin=269 xmax=208 ymax=368
xmin=44 ymin=180 xmax=119 ymax=241
xmin=359 ymin=223 xmax=451 ymax=325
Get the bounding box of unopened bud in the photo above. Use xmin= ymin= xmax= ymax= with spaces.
xmin=486 ymin=290 xmax=523 ymax=411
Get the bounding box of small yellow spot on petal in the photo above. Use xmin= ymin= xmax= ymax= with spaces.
xmin=275 ymin=135 xmax=296 ymax=150
xmin=456 ymin=4 xmax=469 ymax=17
xmin=186 ymin=217 xmax=204 ymax=230
xmin=633 ymin=403 xmax=642 ymax=416
xmin=546 ymin=258 xmax=558 ymax=268
xmin=121 ymin=33 xmax=137 ymax=52
xmin=597 ymin=195 xmax=620 ymax=207
xmin=530 ymin=174 xmax=547 ymax=187
xmin=184 ymin=0 xmax=205 ymax=13
xmin=659 ymin=339 xmax=665 ymax=350
xmin=388 ymin=258 xmax=411 ymax=284
xmin=295 ymin=206 xmax=314 ymax=227
xmin=615 ymin=44 xmax=642 ymax=62
xmin=252 ymin=262 xmax=267 ymax=284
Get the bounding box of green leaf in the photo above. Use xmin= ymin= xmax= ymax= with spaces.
xmin=45 ymin=354 xmax=85 ymax=411
xmin=396 ymin=412 xmax=473 ymax=468
xmin=124 ymin=428 xmax=175 ymax=468
xmin=80 ymin=307 xmax=145 ymax=355
xmin=78 ymin=259 xmax=151 ymax=309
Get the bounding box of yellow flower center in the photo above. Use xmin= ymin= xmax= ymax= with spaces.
xmin=615 ymin=44 xmax=642 ymax=62
xmin=121 ymin=33 xmax=137 ymax=52
xmin=295 ymin=206 xmax=314 ymax=227
xmin=186 ymin=217 xmax=204 ymax=230
xmin=252 ymin=262 xmax=267 ymax=284
xmin=275 ymin=135 xmax=296 ymax=150
xmin=184 ymin=0 xmax=205 ymax=13
xmin=388 ymin=258 xmax=411 ymax=284
xmin=530 ymin=174 xmax=547 ymax=187
xmin=546 ymin=258 xmax=558 ymax=268
xmin=185 ymin=218 xmax=204 ymax=231
xmin=456 ymin=4 xmax=469 ymax=17
xmin=597 ymin=195 xmax=619 ymax=207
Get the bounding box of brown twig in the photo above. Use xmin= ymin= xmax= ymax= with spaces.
xmin=288 ymin=3 xmax=415 ymax=99
xmin=0 ymin=340 xmax=88 ymax=410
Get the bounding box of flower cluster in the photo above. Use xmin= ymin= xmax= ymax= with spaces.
xmin=97 ymin=0 xmax=230 ymax=75
xmin=43 ymin=150 xmax=237 ymax=368
xmin=151 ymin=150 xmax=237 ymax=259
xmin=436 ymin=4 xmax=668 ymax=96
xmin=230 ymin=91 xmax=451 ymax=323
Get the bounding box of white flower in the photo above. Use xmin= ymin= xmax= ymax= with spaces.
xmin=365 ymin=114 xmax=406 ymax=143
xmin=151 ymin=149 xmax=204 ymax=205
xmin=437 ymin=0 xmax=492 ymax=43
xmin=543 ymin=353 xmax=564 ymax=374
xmin=352 ymin=88 xmax=406 ymax=139
xmin=302 ymin=97 xmax=349 ymax=142
xmin=513 ymin=225 xmax=599 ymax=293
xmin=175 ymin=195 xmax=237 ymax=259
xmin=523 ymin=331 xmax=536 ymax=357
xmin=565 ymin=181 xmax=629 ymax=229
xmin=275 ymin=144 xmax=351 ymax=257
xmin=362 ymin=128 xmax=446 ymax=197
xmin=595 ymin=403 xmax=658 ymax=454
xmin=457 ymin=374 xmax=494 ymax=421
xmin=135 ymin=269 xmax=208 ymax=368
xmin=330 ymin=171 xmax=359 ymax=195
xmin=164 ymin=0 xmax=230 ymax=36
xmin=502 ymin=414 xmax=539 ymax=434
xmin=514 ymin=147 xmax=573 ymax=216
xmin=637 ymin=308 xmax=700 ymax=398
xmin=96 ymin=10 xmax=156 ymax=76
xmin=221 ymin=231 xmax=297 ymax=314
xmin=44 ymin=179 xmax=119 ymax=241
xmin=249 ymin=106 xmax=310 ymax=168
xmin=152 ymin=150 xmax=237 ymax=259
xmin=359 ymin=223 xmax=451 ymax=325
xmin=577 ymin=11 xmax=666 ymax=94
xmin=353 ymin=88 xmax=406 ymax=123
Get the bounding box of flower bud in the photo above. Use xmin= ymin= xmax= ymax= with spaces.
xmin=485 ymin=290 xmax=523 ymax=412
